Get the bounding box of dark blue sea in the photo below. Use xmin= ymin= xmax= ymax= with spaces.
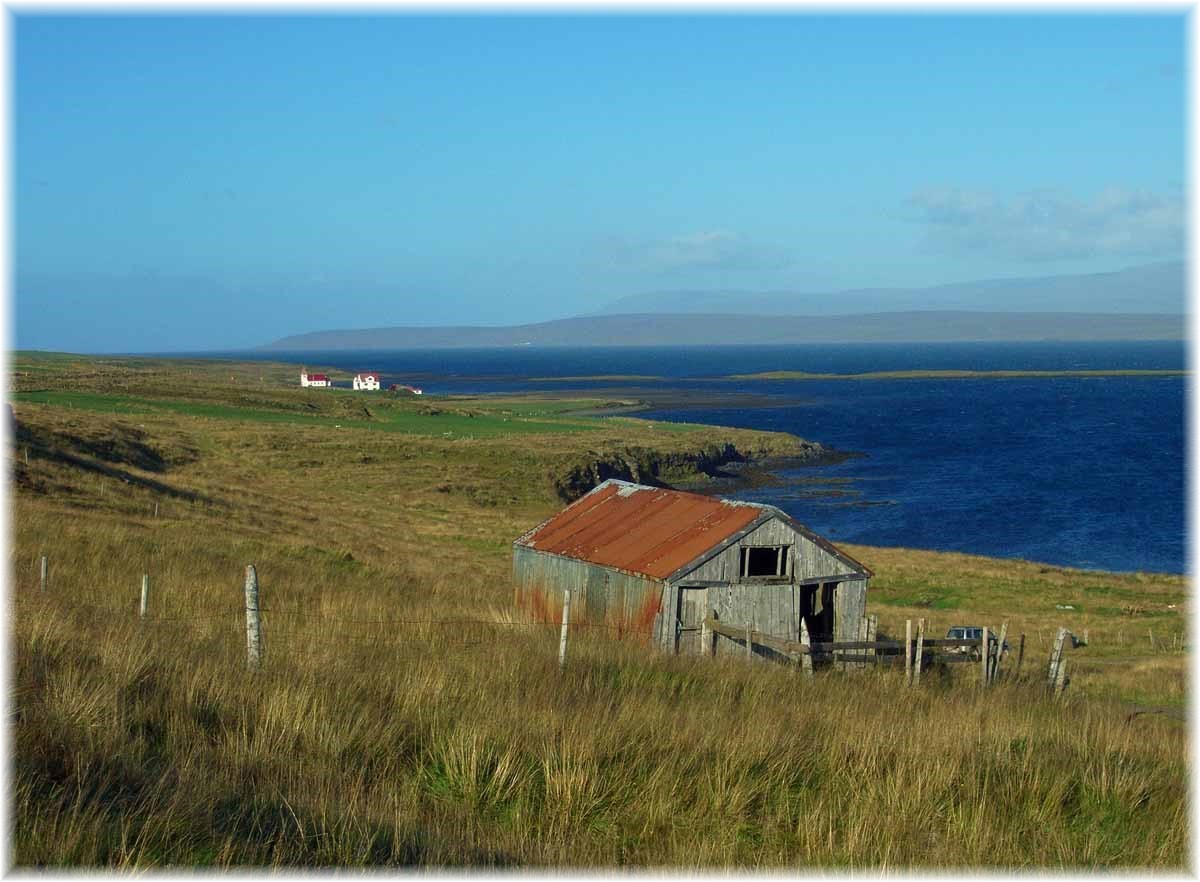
xmin=183 ymin=342 xmax=1188 ymax=574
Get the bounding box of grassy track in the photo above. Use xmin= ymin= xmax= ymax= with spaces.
xmin=9 ymin=352 xmax=1187 ymax=869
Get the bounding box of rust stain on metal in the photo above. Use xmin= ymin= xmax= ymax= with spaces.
xmin=518 ymin=482 xmax=763 ymax=580
xmin=515 ymin=577 xmax=661 ymax=644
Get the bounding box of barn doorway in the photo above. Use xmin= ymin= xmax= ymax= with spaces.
xmin=675 ymin=587 xmax=709 ymax=655
xmin=799 ymin=581 xmax=837 ymax=642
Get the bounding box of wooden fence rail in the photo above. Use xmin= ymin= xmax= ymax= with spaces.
xmin=703 ymin=617 xmax=986 ymax=658
xmin=701 ymin=616 xmax=1061 ymax=688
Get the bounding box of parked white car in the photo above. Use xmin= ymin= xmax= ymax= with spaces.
xmin=946 ymin=625 xmax=1009 ymax=661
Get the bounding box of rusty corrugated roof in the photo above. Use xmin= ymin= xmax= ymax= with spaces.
xmin=517 ymin=481 xmax=766 ymax=580
xmin=517 ymin=479 xmax=872 ymax=581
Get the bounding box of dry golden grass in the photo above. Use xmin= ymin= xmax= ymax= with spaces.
xmin=8 ymin=354 xmax=1189 ymax=868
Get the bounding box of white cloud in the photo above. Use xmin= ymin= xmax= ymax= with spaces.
xmin=904 ymin=186 xmax=1184 ymax=262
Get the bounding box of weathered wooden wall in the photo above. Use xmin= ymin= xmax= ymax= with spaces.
xmin=834 ymin=579 xmax=868 ymax=642
xmin=675 ymin=516 xmax=869 ymax=658
xmin=683 ymin=517 xmax=863 ymax=584
xmin=512 ymin=545 xmax=666 ymax=643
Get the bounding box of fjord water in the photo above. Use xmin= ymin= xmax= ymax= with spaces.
xmin=212 ymin=341 xmax=1185 ymax=573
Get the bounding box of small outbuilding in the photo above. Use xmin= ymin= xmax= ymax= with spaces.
xmin=513 ymin=480 xmax=871 ymax=659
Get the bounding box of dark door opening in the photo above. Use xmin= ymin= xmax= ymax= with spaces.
xmin=799 ymin=582 xmax=836 ymax=642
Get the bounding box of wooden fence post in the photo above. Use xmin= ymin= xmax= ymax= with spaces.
xmin=913 ymin=618 xmax=926 ymax=686
xmin=39 ymin=554 xmax=48 ymax=593
xmin=1047 ymin=627 xmax=1068 ymax=691
xmin=745 ymin=621 xmax=753 ymax=661
xmin=905 ymin=619 xmax=913 ymax=685
xmin=992 ymin=622 xmax=1008 ymax=684
xmin=244 ymin=565 xmax=263 ymax=670
xmin=1054 ymin=656 xmax=1068 ymax=697
xmin=799 ymin=619 xmax=814 ymax=679
xmin=558 ymin=588 xmax=571 ymax=671
xmin=139 ymin=574 xmax=150 ymax=618
xmin=866 ymin=614 xmax=878 ymax=665
xmin=154 ymin=502 xmax=159 ymax=518
xmin=980 ymin=626 xmax=990 ymax=687
xmin=1015 ymin=633 xmax=1025 ymax=679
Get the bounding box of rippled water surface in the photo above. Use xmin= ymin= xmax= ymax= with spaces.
xmin=186 ymin=341 xmax=1186 ymax=573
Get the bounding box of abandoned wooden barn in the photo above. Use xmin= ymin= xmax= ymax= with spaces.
xmin=513 ymin=479 xmax=871 ymax=658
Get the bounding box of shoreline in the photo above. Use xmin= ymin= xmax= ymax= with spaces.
xmin=14 ymin=351 xmax=1181 ymax=576
xmin=728 ymin=368 xmax=1187 ymax=381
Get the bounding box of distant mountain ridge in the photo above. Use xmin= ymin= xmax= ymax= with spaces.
xmin=260 ymin=311 xmax=1184 ymax=351
xmin=597 ymin=262 xmax=1185 ymax=316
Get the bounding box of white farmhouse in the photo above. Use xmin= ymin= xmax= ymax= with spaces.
xmin=300 ymin=368 xmax=332 ymax=388
xmin=353 ymin=372 xmax=381 ymax=391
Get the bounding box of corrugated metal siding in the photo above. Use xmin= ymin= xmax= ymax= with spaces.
xmin=512 ymin=545 xmax=665 ymax=644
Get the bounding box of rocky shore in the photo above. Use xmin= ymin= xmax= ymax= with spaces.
xmin=550 ymin=437 xmax=850 ymax=502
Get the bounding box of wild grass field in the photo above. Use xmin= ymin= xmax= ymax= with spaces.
xmin=9 ymin=353 xmax=1188 ymax=868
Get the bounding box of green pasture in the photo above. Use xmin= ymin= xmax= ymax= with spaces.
xmin=13 ymin=390 xmax=601 ymax=438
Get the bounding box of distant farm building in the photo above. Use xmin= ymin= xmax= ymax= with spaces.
xmin=388 ymin=384 xmax=423 ymax=395
xmin=300 ymin=368 xmax=331 ymax=388
xmin=353 ymin=372 xmax=381 ymax=391
xmin=513 ymin=480 xmax=870 ymax=657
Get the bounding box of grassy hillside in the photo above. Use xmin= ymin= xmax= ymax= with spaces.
xmin=9 ymin=353 xmax=1187 ymax=868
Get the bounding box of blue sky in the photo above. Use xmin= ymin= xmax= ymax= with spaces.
xmin=13 ymin=13 xmax=1186 ymax=352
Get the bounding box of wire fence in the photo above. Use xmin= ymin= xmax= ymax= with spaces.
xmin=11 ymin=561 xmax=657 ymax=670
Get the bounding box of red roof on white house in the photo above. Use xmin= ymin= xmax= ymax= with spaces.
xmin=307 ymin=373 xmax=328 ymax=381
xmin=356 ymin=372 xmax=380 ymax=379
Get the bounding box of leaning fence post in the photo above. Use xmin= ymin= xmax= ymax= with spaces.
xmin=1054 ymin=656 xmax=1069 ymax=697
xmin=800 ymin=619 xmax=814 ymax=679
xmin=244 ymin=565 xmax=263 ymax=670
xmin=1047 ymin=627 xmax=1068 ymax=691
xmin=139 ymin=574 xmax=150 ymax=618
xmin=745 ymin=622 xmax=753 ymax=661
xmin=39 ymin=554 xmax=48 ymax=593
xmin=558 ymin=588 xmax=571 ymax=671
xmin=905 ymin=619 xmax=913 ymax=685
xmin=1015 ymin=634 xmax=1026 ymax=679
xmin=913 ymin=618 xmax=926 ymax=686
xmin=992 ymin=622 xmax=1009 ymax=684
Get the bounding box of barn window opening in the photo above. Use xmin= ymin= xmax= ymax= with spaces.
xmin=740 ymin=546 xmax=787 ymax=578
